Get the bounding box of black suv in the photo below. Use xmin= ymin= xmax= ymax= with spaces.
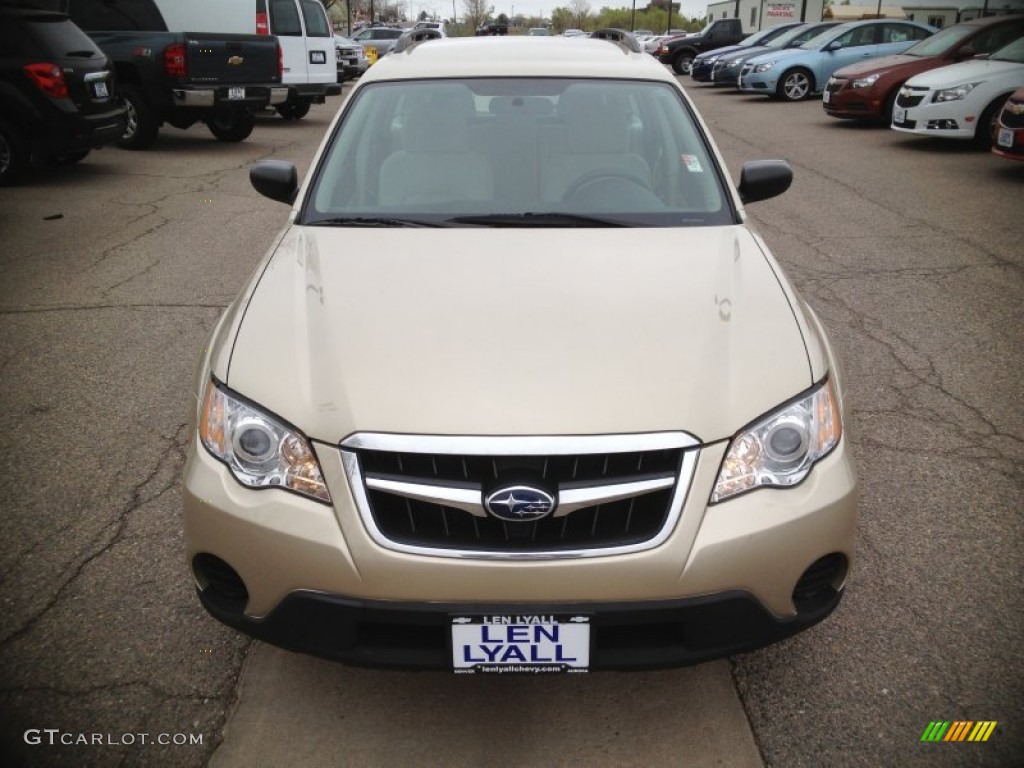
xmin=0 ymin=5 xmax=127 ymax=184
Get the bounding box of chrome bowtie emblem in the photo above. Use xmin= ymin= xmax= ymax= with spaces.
xmin=484 ymin=486 xmax=556 ymax=522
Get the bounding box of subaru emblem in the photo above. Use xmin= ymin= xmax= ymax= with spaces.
xmin=484 ymin=486 xmax=556 ymax=522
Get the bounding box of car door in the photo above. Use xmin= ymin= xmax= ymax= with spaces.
xmin=268 ymin=0 xmax=306 ymax=86
xmin=817 ymin=23 xmax=881 ymax=84
xmin=296 ymin=0 xmax=334 ymax=86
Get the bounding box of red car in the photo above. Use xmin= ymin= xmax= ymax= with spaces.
xmin=992 ymin=87 xmax=1024 ymax=160
xmin=823 ymin=14 xmax=1024 ymax=123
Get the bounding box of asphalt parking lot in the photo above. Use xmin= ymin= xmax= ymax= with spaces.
xmin=0 ymin=74 xmax=1021 ymax=768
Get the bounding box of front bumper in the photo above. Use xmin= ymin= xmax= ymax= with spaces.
xmin=823 ymin=78 xmax=885 ymax=120
xmin=737 ymin=68 xmax=776 ymax=94
xmin=183 ymin=424 xmax=858 ymax=668
xmin=891 ymin=91 xmax=977 ymax=140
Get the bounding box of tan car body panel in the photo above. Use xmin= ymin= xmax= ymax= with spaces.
xmin=224 ymin=226 xmax=812 ymax=444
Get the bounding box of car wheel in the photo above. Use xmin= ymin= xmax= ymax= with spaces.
xmin=206 ymin=111 xmax=256 ymax=142
xmin=276 ymin=99 xmax=311 ymax=121
xmin=0 ymin=117 xmax=31 ymax=186
xmin=48 ymin=149 xmax=91 ymax=165
xmin=672 ymin=51 xmax=695 ymax=76
xmin=777 ymin=68 xmax=813 ymax=102
xmin=118 ymin=84 xmax=160 ymax=150
xmin=974 ymin=94 xmax=1010 ymax=149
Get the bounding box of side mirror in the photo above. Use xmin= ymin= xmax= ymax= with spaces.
xmin=738 ymin=160 xmax=793 ymax=204
xmin=824 ymin=40 xmax=843 ymax=52
xmin=250 ymin=160 xmax=298 ymax=205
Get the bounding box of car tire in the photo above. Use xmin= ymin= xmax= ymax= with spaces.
xmin=0 ymin=117 xmax=31 ymax=186
xmin=276 ymin=99 xmax=311 ymax=121
xmin=672 ymin=50 xmax=695 ymax=76
xmin=974 ymin=94 xmax=1010 ymax=149
xmin=206 ymin=111 xmax=256 ymax=142
xmin=48 ymin=149 xmax=91 ymax=165
xmin=118 ymin=83 xmax=160 ymax=150
xmin=777 ymin=68 xmax=813 ymax=102
xmin=882 ymin=89 xmax=899 ymax=125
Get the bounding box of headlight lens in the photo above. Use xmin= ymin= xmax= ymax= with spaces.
xmin=933 ymin=83 xmax=978 ymax=102
xmin=754 ymin=62 xmax=775 ymax=73
xmin=851 ymin=74 xmax=879 ymax=89
xmin=710 ymin=379 xmax=841 ymax=503
xmin=199 ymin=379 xmax=331 ymax=503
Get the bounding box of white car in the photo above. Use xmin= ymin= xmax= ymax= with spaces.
xmin=185 ymin=34 xmax=858 ymax=673
xmin=892 ymin=36 xmax=1024 ymax=145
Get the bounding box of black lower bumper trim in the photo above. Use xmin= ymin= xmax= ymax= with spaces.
xmin=198 ymin=587 xmax=843 ymax=670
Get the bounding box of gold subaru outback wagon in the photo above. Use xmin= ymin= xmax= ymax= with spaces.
xmin=182 ymin=32 xmax=858 ymax=673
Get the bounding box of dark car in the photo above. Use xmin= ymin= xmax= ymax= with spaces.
xmin=0 ymin=5 xmax=127 ymax=184
xmin=991 ymin=86 xmax=1024 ymax=160
xmin=711 ymin=22 xmax=841 ymax=87
xmin=824 ymin=14 xmax=1024 ymax=123
xmin=690 ymin=23 xmax=805 ymax=83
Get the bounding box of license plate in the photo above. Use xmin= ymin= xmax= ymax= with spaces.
xmin=737 ymin=76 xmax=743 ymax=88
xmin=94 ymin=81 xmax=109 ymax=99
xmin=822 ymin=90 xmax=830 ymax=104
xmin=228 ymin=86 xmax=245 ymax=100
xmin=451 ymin=615 xmax=590 ymax=674
xmin=997 ymin=127 xmax=1013 ymax=148
xmin=894 ymin=106 xmax=907 ymax=124
xmin=310 ymin=50 xmax=326 ymax=64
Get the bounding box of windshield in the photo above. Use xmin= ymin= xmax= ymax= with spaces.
xmin=902 ymin=22 xmax=975 ymax=56
xmin=741 ymin=24 xmax=794 ymax=47
xmin=800 ymin=23 xmax=853 ymax=50
xmin=991 ymin=36 xmax=1024 ymax=63
xmin=769 ymin=22 xmax=835 ymax=49
xmin=305 ymin=78 xmax=732 ymax=227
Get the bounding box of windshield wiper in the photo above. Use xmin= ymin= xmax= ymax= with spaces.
xmin=305 ymin=216 xmax=448 ymax=228
xmin=447 ymin=212 xmax=628 ymax=227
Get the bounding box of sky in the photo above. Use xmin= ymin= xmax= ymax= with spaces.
xmin=414 ymin=0 xmax=712 ymax=24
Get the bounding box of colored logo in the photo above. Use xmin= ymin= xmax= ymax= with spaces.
xmin=484 ymin=486 xmax=556 ymax=522
xmin=921 ymin=721 xmax=997 ymax=742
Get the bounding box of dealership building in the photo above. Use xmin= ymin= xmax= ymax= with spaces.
xmin=704 ymin=0 xmax=1023 ymax=32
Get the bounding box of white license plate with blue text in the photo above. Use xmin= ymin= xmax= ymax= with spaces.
xmin=94 ymin=81 xmax=109 ymax=98
xmin=997 ymin=127 xmax=1013 ymax=148
xmin=451 ymin=615 xmax=590 ymax=673
xmin=228 ymin=86 xmax=245 ymax=100
xmin=894 ymin=106 xmax=907 ymax=124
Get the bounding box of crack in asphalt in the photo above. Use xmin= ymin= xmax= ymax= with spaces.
xmin=0 ymin=424 xmax=190 ymax=648
xmin=0 ymin=303 xmax=228 ymax=315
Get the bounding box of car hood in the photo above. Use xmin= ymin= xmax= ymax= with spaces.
xmin=225 ymin=227 xmax=813 ymax=444
xmin=698 ymin=44 xmax=745 ymax=60
xmin=905 ymin=57 xmax=1024 ymax=87
xmin=833 ymin=53 xmax=924 ymax=78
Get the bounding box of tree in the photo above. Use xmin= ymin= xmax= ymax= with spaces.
xmin=568 ymin=0 xmax=591 ymax=28
xmin=463 ymin=0 xmax=494 ymax=30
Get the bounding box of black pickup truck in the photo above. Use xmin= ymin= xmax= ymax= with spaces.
xmin=60 ymin=0 xmax=286 ymax=148
xmin=656 ymin=18 xmax=749 ymax=75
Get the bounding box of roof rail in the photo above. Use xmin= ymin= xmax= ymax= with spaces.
xmin=589 ymin=28 xmax=642 ymax=53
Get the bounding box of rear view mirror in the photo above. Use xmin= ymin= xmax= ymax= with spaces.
xmin=824 ymin=40 xmax=843 ymax=52
xmin=738 ymin=160 xmax=793 ymax=204
xmin=250 ymin=160 xmax=298 ymax=205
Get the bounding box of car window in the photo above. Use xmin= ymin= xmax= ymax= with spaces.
xmin=65 ymin=0 xmax=167 ymax=32
xmin=881 ymin=24 xmax=911 ymax=44
xmin=801 ymin=23 xmax=854 ymax=50
xmin=836 ymin=25 xmax=878 ymax=48
xmin=15 ymin=13 xmax=104 ymax=57
xmin=307 ymin=78 xmax=731 ymax=227
xmin=901 ymin=22 xmax=975 ymax=56
xmin=970 ymin=21 xmax=1024 ymax=54
xmin=298 ymin=0 xmax=331 ymax=37
xmin=990 ymin=36 xmax=1024 ymax=63
xmin=269 ymin=0 xmax=302 ymax=36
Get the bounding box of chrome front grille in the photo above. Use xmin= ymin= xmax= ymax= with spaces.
xmin=341 ymin=433 xmax=700 ymax=559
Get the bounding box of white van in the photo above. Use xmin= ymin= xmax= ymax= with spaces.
xmin=155 ymin=0 xmax=340 ymax=119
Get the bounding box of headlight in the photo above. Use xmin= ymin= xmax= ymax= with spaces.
xmin=754 ymin=62 xmax=775 ymax=73
xmin=199 ymin=379 xmax=331 ymax=503
xmin=727 ymin=58 xmax=742 ymax=66
xmin=710 ymin=379 xmax=841 ymax=503
xmin=933 ymin=83 xmax=979 ymax=102
xmin=851 ymin=74 xmax=879 ymax=89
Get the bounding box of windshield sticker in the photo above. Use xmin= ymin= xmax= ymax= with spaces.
xmin=681 ymin=154 xmax=704 ymax=173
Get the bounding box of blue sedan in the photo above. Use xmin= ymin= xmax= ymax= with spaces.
xmin=737 ymin=19 xmax=935 ymax=101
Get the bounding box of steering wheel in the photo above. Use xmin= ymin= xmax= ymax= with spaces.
xmin=562 ymin=168 xmax=654 ymax=202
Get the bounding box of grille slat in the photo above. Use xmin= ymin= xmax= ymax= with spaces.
xmin=357 ymin=446 xmax=685 ymax=553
